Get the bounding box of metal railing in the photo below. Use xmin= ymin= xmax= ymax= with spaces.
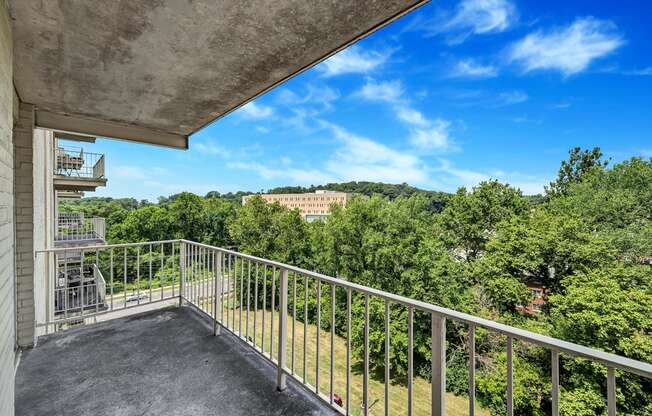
xmin=38 ymin=240 xmax=181 ymax=329
xmin=36 ymin=239 xmax=652 ymax=415
xmin=55 ymin=145 xmax=105 ymax=179
xmin=55 ymin=213 xmax=105 ymax=242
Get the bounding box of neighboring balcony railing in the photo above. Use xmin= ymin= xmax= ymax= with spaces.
xmin=55 ymin=213 xmax=105 ymax=242
xmin=35 ymin=239 xmax=652 ymax=416
xmin=55 ymin=145 xmax=105 ymax=179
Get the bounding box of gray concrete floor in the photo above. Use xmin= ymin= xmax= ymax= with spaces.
xmin=16 ymin=306 xmax=338 ymax=416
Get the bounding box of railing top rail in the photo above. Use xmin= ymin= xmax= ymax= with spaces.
xmin=179 ymin=239 xmax=652 ymax=379
xmin=36 ymin=239 xmax=180 ymax=254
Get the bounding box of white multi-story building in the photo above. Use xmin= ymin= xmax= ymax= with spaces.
xmin=243 ymin=190 xmax=352 ymax=221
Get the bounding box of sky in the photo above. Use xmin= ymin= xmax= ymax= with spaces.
xmin=83 ymin=0 xmax=652 ymax=202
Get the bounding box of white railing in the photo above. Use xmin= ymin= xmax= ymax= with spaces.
xmin=38 ymin=240 xmax=180 ymax=328
xmin=55 ymin=145 xmax=105 ymax=179
xmin=55 ymin=213 xmax=105 ymax=242
xmin=36 ymin=239 xmax=652 ymax=416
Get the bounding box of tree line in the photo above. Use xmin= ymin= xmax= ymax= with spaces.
xmin=62 ymin=148 xmax=652 ymax=415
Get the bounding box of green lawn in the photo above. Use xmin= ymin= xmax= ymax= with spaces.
xmin=202 ymin=297 xmax=487 ymax=416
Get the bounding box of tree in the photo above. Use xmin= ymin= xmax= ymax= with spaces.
xmin=546 ymin=147 xmax=608 ymax=197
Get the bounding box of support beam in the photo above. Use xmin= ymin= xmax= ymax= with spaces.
xmin=35 ymin=110 xmax=188 ymax=149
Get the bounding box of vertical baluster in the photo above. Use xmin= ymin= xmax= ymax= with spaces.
xmin=109 ymin=249 xmax=114 ymax=311
xmin=277 ymin=268 xmax=288 ymax=391
xmin=262 ymin=264 xmax=267 ymax=353
xmin=432 ymin=314 xmax=446 ymax=416
xmin=221 ymin=253 xmax=226 ymax=325
xmin=303 ymin=275 xmax=308 ymax=384
xmin=149 ymin=244 xmax=153 ymax=302
xmin=123 ymin=247 xmax=127 ymax=307
xmin=469 ymin=324 xmax=476 ymax=416
xmin=240 ymin=257 xmax=244 ymax=335
xmin=292 ymin=272 xmax=297 ymax=375
xmin=64 ymin=251 xmax=69 ymax=318
xmin=364 ymin=294 xmax=370 ymax=416
xmin=271 ymin=267 xmax=276 ymax=357
xmin=254 ymin=262 xmax=258 ymax=347
xmin=316 ymin=278 xmax=321 ymax=394
xmin=171 ymin=242 xmax=176 ymax=298
xmin=160 ymin=243 xmax=164 ymax=300
xmin=346 ymin=288 xmax=351 ymax=416
xmin=231 ymin=255 xmax=236 ymax=330
xmin=246 ymin=260 xmax=251 ymax=342
xmin=385 ymin=300 xmax=390 ymax=416
xmin=95 ymin=250 xmax=100 ymax=313
xmin=136 ymin=246 xmax=141 ymax=305
xmin=330 ymin=284 xmax=335 ymax=405
xmin=80 ymin=249 xmax=85 ymax=316
xmin=607 ymin=367 xmax=616 ymax=416
xmin=507 ymin=336 xmax=514 ymax=416
xmin=407 ymin=305 xmax=413 ymax=416
xmin=214 ymin=251 xmax=222 ymax=335
xmin=227 ymin=254 xmax=232 ymax=330
xmin=551 ymin=350 xmax=559 ymax=416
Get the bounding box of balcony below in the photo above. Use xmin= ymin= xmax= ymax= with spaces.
xmin=54 ymin=146 xmax=107 ymax=192
xmin=16 ymin=306 xmax=336 ymax=416
xmin=54 ymin=213 xmax=106 ymax=249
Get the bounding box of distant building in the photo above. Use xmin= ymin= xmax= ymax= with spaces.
xmin=242 ymin=190 xmax=352 ymax=221
xmin=517 ymin=282 xmax=547 ymax=315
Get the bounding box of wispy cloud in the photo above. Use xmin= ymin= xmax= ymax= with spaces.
xmin=553 ymin=102 xmax=571 ymax=109
xmin=194 ymin=141 xmax=232 ymax=158
xmin=277 ymin=85 xmax=340 ymax=109
xmin=238 ymin=102 xmax=274 ymax=119
xmin=496 ymin=90 xmax=528 ymax=106
xmin=323 ymin=122 xmax=429 ymax=184
xmin=355 ymin=79 xmax=405 ymax=104
xmin=619 ymin=67 xmax=652 ymax=76
xmin=317 ymin=45 xmax=392 ymax=76
xmin=355 ymin=79 xmax=457 ymax=152
xmin=112 ymin=166 xmax=148 ymax=180
xmin=412 ymin=0 xmax=517 ymax=44
xmin=508 ymin=17 xmax=624 ymax=76
xmin=449 ymin=59 xmax=499 ymax=78
xmin=228 ymin=161 xmax=338 ymax=185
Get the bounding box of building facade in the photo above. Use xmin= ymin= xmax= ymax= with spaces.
xmin=242 ymin=190 xmax=352 ymax=221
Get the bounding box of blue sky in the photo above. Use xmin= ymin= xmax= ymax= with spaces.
xmin=85 ymin=0 xmax=652 ymax=201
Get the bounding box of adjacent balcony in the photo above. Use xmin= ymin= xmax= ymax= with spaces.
xmin=21 ymin=240 xmax=652 ymax=416
xmin=54 ymin=145 xmax=107 ymax=191
xmin=54 ymin=213 xmax=106 ymax=249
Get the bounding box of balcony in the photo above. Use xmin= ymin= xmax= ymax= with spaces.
xmin=54 ymin=145 xmax=107 ymax=192
xmin=24 ymin=240 xmax=652 ymax=416
xmin=54 ymin=213 xmax=106 ymax=248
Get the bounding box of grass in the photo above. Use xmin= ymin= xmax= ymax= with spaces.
xmin=198 ymin=296 xmax=488 ymax=416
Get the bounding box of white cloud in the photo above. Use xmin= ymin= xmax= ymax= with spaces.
xmin=238 ymin=102 xmax=274 ymax=119
xmin=277 ymin=85 xmax=340 ymax=108
xmin=620 ymin=67 xmax=652 ymax=76
xmin=409 ymin=119 xmax=454 ymax=151
xmin=194 ymin=141 xmax=231 ymax=158
xmin=318 ymin=46 xmax=391 ymax=76
xmin=228 ymin=161 xmax=337 ymax=185
xmin=496 ymin=90 xmax=528 ymax=106
xmin=324 ymin=123 xmax=429 ymax=184
xmin=355 ymin=79 xmax=456 ymax=153
xmin=553 ymin=102 xmax=571 ymax=109
xmin=449 ymin=59 xmax=498 ymax=78
xmin=356 ymin=79 xmax=405 ymax=104
xmin=414 ymin=0 xmax=517 ymax=43
xmin=256 ymin=126 xmax=270 ymax=134
xmin=396 ymin=107 xmax=430 ymax=128
xmin=508 ymin=17 xmax=624 ymax=76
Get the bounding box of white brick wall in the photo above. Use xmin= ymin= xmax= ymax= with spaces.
xmin=13 ymin=103 xmax=34 ymax=349
xmin=0 ymin=0 xmax=15 ymax=414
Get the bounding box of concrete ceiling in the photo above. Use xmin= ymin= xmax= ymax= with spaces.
xmin=10 ymin=0 xmax=427 ymax=148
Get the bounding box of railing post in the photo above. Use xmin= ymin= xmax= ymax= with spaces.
xmin=213 ymin=251 xmax=223 ymax=336
xmin=179 ymin=241 xmax=185 ymax=306
xmin=277 ymin=267 xmax=289 ymax=391
xmin=432 ymin=314 xmax=446 ymax=416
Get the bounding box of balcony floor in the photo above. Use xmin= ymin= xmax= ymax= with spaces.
xmin=16 ymin=306 xmax=338 ymax=416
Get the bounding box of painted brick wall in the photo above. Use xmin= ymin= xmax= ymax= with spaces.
xmin=0 ymin=0 xmax=15 ymax=414
xmin=13 ymin=102 xmax=34 ymax=348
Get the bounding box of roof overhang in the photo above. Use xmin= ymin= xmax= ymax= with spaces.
xmin=10 ymin=0 xmax=428 ymax=149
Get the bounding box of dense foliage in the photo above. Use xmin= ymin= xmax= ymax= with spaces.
xmin=63 ymin=151 xmax=652 ymax=415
